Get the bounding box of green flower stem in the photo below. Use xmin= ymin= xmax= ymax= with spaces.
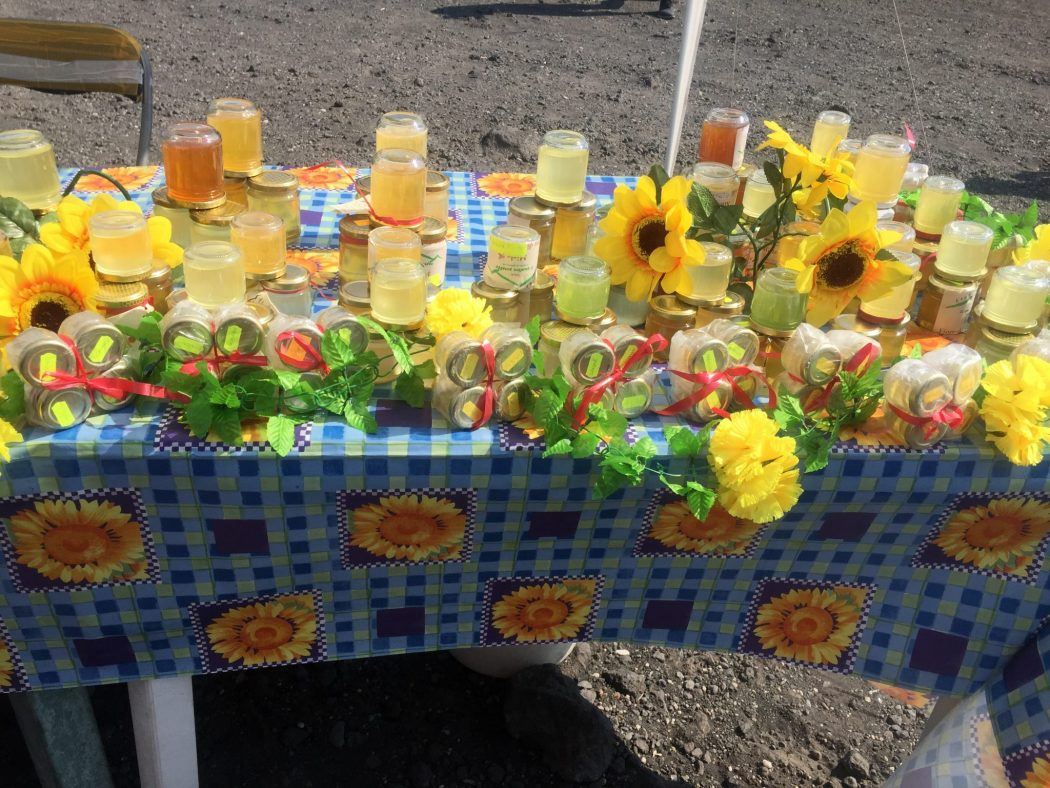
xmin=62 ymin=170 xmax=132 ymax=200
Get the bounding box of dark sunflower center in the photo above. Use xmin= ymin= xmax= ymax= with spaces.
xmin=30 ymin=298 xmax=76 ymax=332
xmin=816 ymin=241 xmax=867 ymax=290
xmin=632 ymin=216 xmax=666 ymax=260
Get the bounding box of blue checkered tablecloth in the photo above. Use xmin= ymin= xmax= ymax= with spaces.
xmin=1 ymin=167 xmax=1047 ymax=786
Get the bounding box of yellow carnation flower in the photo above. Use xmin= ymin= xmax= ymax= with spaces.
xmin=1013 ymin=224 xmax=1050 ymax=265
xmin=979 ymin=357 xmax=1050 ymax=466
xmin=0 ymin=417 xmax=21 ymax=464
xmin=425 ymin=288 xmax=493 ymax=340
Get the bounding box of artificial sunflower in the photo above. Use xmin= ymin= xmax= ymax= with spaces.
xmin=593 ymin=175 xmax=704 ymax=300
xmin=425 ymin=287 xmax=493 ymax=340
xmin=782 ymin=201 xmax=912 ymax=326
xmin=0 ymin=244 xmax=98 ymax=337
xmin=1013 ymin=223 xmax=1050 ymax=265
xmin=757 ymin=120 xmax=853 ymax=216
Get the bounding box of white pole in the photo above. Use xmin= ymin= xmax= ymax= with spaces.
xmin=664 ymin=0 xmax=709 ymax=174
xmin=128 ymin=676 xmax=200 ymax=788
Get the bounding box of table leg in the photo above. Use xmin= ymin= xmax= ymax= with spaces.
xmin=9 ymin=687 xmax=114 ymax=788
xmin=128 ymin=676 xmax=199 ymax=788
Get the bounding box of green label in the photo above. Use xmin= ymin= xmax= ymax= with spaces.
xmin=701 ymin=349 xmax=718 ymax=371
xmin=337 ymin=327 xmax=351 ymax=345
xmin=620 ymin=346 xmax=637 ymax=368
xmin=490 ymin=235 xmax=528 ymax=258
xmin=728 ymin=342 xmax=745 ymax=361
xmin=585 ymin=352 xmax=603 ymax=379
xmin=221 ymin=325 xmax=243 ymax=354
xmin=460 ymin=352 xmax=479 ymax=381
xmin=38 ymin=352 xmax=57 ymax=379
xmin=87 ymin=335 xmax=114 ymax=365
xmin=621 ymin=394 xmax=647 ymax=411
xmin=173 ymin=334 xmax=204 ymax=355
xmin=51 ymin=400 xmax=75 ymax=427
xmin=501 ymin=346 xmax=525 ymax=373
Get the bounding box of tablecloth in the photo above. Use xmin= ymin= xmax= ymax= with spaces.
xmin=0 ymin=166 xmax=1047 ymax=786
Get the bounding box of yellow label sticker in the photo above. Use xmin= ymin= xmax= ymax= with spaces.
xmin=815 ymin=356 xmax=837 ymax=377
xmin=173 ymin=335 xmax=204 ymax=354
xmin=701 ymin=349 xmax=718 ymax=371
xmin=460 ymin=352 xmax=479 ymax=381
xmin=88 ymin=336 xmax=114 ymax=365
xmin=728 ymin=342 xmax=745 ymax=361
xmin=502 ymin=347 xmax=525 ymax=372
xmin=51 ymin=400 xmax=75 ymax=428
xmin=705 ymin=392 xmax=722 ymax=408
xmin=221 ymin=325 xmax=242 ymax=354
xmin=585 ymin=352 xmax=603 ymax=379
xmin=38 ymin=352 xmax=57 ymax=379
xmin=461 ymin=399 xmax=482 ymax=421
xmin=506 ymin=391 xmax=520 ymax=414
xmin=620 ymin=346 xmax=637 ymax=368
xmin=621 ymin=394 xmax=647 ymax=411
xmin=490 ymin=235 xmax=528 ymax=258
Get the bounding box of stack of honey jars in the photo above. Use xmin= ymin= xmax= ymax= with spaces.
xmin=432 ymin=327 xmax=532 ymax=428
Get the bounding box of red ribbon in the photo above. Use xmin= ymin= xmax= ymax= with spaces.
xmin=570 ymin=334 xmax=668 ymax=429
xmin=302 ymin=160 xmax=422 ymax=228
xmin=653 ymin=365 xmax=775 ymax=419
xmin=43 ymin=336 xmax=188 ymax=404
xmin=888 ymin=402 xmax=964 ymax=441
xmin=792 ymin=342 xmax=880 ymax=414
xmin=471 ymin=341 xmax=496 ymax=430
xmin=275 ymin=331 xmax=327 ymax=373
xmin=179 ymin=352 xmax=270 ymax=378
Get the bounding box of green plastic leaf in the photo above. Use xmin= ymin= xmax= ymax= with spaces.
xmin=874 ymin=248 xmax=897 ymax=261
xmin=211 ymin=408 xmax=244 ymax=445
xmin=908 ymin=343 xmax=923 ymax=359
xmin=688 ymin=184 xmax=719 ymax=220
xmin=711 ymin=204 xmax=745 ymax=236
xmin=0 ymin=370 xmax=26 ymax=422
xmin=756 ymin=204 xmax=779 ymax=240
xmin=542 ymin=438 xmax=573 ymax=458
xmin=647 ymin=164 xmax=669 ymax=202
xmin=571 ymin=431 xmax=601 ymax=459
xmin=684 ymin=482 xmax=716 ymax=521
xmin=664 ymin=425 xmax=702 ymax=458
xmin=184 ymin=396 xmax=214 ymax=438
xmin=525 ymin=315 xmax=542 ymax=347
xmin=1021 ymin=201 xmax=1039 ymax=230
xmin=394 ymin=371 xmax=426 ymax=407
xmin=0 ymin=197 xmax=38 ymax=246
xmin=414 ymin=360 xmax=437 ymax=380
xmin=266 ymin=414 xmax=296 ymax=456
xmin=762 ymin=162 xmax=784 ymax=198
xmin=118 ymin=311 xmax=163 ymax=346
xmin=275 ymin=370 xmax=302 ymax=390
xmin=209 ymin=386 xmax=241 ymax=409
xmin=321 ymin=330 xmax=356 ymax=370
xmin=343 ymin=402 xmax=378 ymax=434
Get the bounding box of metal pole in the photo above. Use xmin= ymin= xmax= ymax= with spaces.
xmin=664 ymin=0 xmax=709 ymax=174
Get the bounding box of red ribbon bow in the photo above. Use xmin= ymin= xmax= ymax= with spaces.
xmin=653 ymin=365 xmax=776 ymax=419
xmin=179 ymin=351 xmax=270 ymax=378
xmin=303 ymin=160 xmax=423 ymax=228
xmin=570 ymin=334 xmax=668 ymax=429
xmin=275 ymin=331 xmax=327 ymax=374
xmin=43 ymin=336 xmax=188 ymax=404
xmin=888 ymin=402 xmax=964 ymax=441
xmin=470 ymin=341 xmax=496 ymax=430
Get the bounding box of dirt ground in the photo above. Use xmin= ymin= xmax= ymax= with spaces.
xmin=1 ymin=1 xmax=1048 ymax=786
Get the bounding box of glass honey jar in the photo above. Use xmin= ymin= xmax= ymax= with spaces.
xmin=644 ymin=295 xmax=696 ymax=362
xmin=247 ymin=171 xmax=301 ymax=242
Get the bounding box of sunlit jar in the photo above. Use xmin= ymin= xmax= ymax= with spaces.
xmin=529 ymin=270 xmax=555 ymax=323
xmin=207 ymin=97 xmax=264 ymax=177
xmin=212 ymin=303 xmax=265 ymax=356
xmin=781 ymin=323 xmax=842 ymax=385
xmin=825 ymin=328 xmax=881 ymax=374
xmin=370 ymin=259 xmax=427 ymax=328
xmin=884 ymin=358 xmax=951 ymax=417
xmin=507 ymin=196 xmax=556 ymax=267
xmin=752 ymin=324 xmax=792 ymax=380
xmin=922 ymin=344 xmax=983 ymax=404
xmin=339 ymin=280 xmax=371 ymax=316
xmin=877 ymin=314 xmax=910 ymax=364
xmin=435 ymin=331 xmax=488 ymax=387
xmin=695 ymin=291 xmax=745 ymax=328
xmin=903 ymin=162 xmax=930 ymax=192
xmin=96 ymin=282 xmax=150 ymax=318
xmin=337 ymin=213 xmax=370 ymax=285
xmin=145 ymin=263 xmax=174 ymax=315
xmin=835 ymin=139 xmax=862 ymax=166
xmin=981 ymin=266 xmax=1048 ymax=331
xmin=849 ymin=134 xmax=911 ymax=207
xmin=471 ymin=281 xmax=521 ymax=325
xmin=151 ymin=187 xmax=193 ymax=249
xmin=613 ymin=370 xmax=657 ymax=417
xmin=183 ymin=240 xmax=245 ymax=309
xmin=772 ymin=221 xmax=820 ymax=265
xmin=424 ymin=170 xmax=450 ymax=222
xmin=262 ymin=264 xmax=312 ymax=317
xmin=884 ymin=406 xmax=948 ymax=449
xmin=230 ymin=211 xmax=286 ymax=282
xmin=644 ymin=296 xmax=696 ymax=362
xmin=375 ymin=111 xmax=427 ymax=157
xmin=698 ymin=108 xmax=750 ymax=170
xmin=601 ymin=325 xmax=654 ymax=378
xmin=810 ymin=110 xmax=851 ymax=159
xmin=484 ymin=225 xmax=540 ymax=291
xmin=315 ymin=305 xmax=369 ymax=354
xmin=88 ymin=211 xmax=154 ymax=282
xmin=419 ymin=217 xmax=448 ymax=288
xmin=750 ymin=268 xmax=807 ymax=333
xmin=916 ymin=273 xmax=978 ymax=335
xmin=5 ymin=328 xmax=76 ymax=386
xmin=27 ymin=385 xmax=92 ymax=430
xmin=536 ymin=130 xmax=589 ymax=206
xmin=773 ymin=372 xmax=837 ymax=414
xmin=0 ymin=129 xmax=61 ymax=211
xmin=913 ymin=176 xmax=965 ymax=240
xmin=189 ymin=200 xmax=246 ymax=245
xmin=680 ymin=242 xmax=732 ymax=304
xmin=559 ymin=329 xmax=615 ymax=386
xmin=741 ymin=169 xmax=776 ymax=220
xmin=246 ymin=171 xmax=301 ymax=243
xmin=669 ymin=329 xmax=730 ymax=375
xmin=367 ymin=225 xmax=421 ymax=282
xmin=857 ymin=250 xmax=920 ymax=323
xmin=537 ymin=320 xmax=585 ymax=376
xmin=551 ymin=191 xmax=597 ymax=261
xmin=877 ymin=220 xmax=916 ymax=253
xmin=369 ymin=148 xmax=426 ymax=228
xmin=670 ymin=375 xmax=732 ymax=423
xmin=495 ymin=378 xmax=532 ymax=421
xmin=266 ymin=314 xmax=325 ymax=372
xmin=223 ymin=175 xmax=248 ymax=207
xmin=555 ymin=255 xmax=611 ymax=324
xmin=161 ymin=123 xmax=225 ymax=208
xmin=161 ymin=300 xmax=214 ymax=362
xmin=705 ymin=318 xmax=759 ymax=365
xmin=483 ymin=325 xmax=532 ymax=380
xmin=91 ymin=356 xmax=136 ymax=413
xmin=608 ymin=284 xmax=650 ymax=327
xmin=587 ymin=308 xmax=617 ymax=332
xmin=975 ymin=324 xmax=1036 ymax=365
xmin=692 ymin=162 xmax=739 ymax=205
xmin=432 ymin=376 xmax=487 ymax=429
xmin=57 ymin=312 xmax=126 ymax=374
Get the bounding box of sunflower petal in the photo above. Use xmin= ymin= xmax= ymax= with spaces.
xmin=626 ymin=268 xmax=656 ymax=302
xmin=39 ymin=223 xmax=74 ymax=254
xmin=649 ymin=246 xmax=675 ymax=273
xmin=805 ymin=287 xmax=855 ymax=327
xmin=635 ymin=177 xmax=657 ymax=210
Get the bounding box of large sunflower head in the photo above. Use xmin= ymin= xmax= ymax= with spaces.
xmin=0 ymin=244 xmax=99 ymax=336
xmin=782 ymin=201 xmax=911 ymax=326
xmin=592 ymin=175 xmax=705 ymax=300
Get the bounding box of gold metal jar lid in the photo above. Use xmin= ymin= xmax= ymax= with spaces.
xmin=263 ymin=264 xmax=310 ymax=293
xmin=508 ymin=196 xmax=556 ymax=223
xmin=979 ymin=323 xmax=1035 ymax=352
xmin=247 ymin=170 xmax=299 ymax=193
xmin=339 ymin=213 xmax=372 ymax=242
xmin=532 ymin=269 xmax=554 ymax=294
xmin=540 ymin=319 xmax=587 ymax=344
xmin=831 ymin=312 xmax=882 ymax=338
xmin=649 ymin=294 xmax=696 ymax=321
xmin=471 ymin=279 xmax=519 ymax=305
xmin=339 ymin=280 xmax=370 ymax=310
xmin=748 ymin=319 xmax=796 ymax=339
xmin=96 ymin=281 xmax=149 ymax=310
xmin=190 ymin=200 xmax=246 ymax=227
xmin=426 ymin=170 xmax=450 ymax=192
xmin=931 ymin=266 xmax=986 ymax=284
xmin=165 ymin=190 xmax=227 ymax=210
xmin=418 ymin=216 xmax=447 ymax=245
xmin=223 ymin=175 xmax=249 ymax=205
xmin=151 ymin=187 xmax=180 ymax=210
xmin=145 ymin=263 xmax=172 ymax=287
xmin=972 ymin=301 xmax=1041 ymax=335
xmin=558 ymin=190 xmax=597 ymax=213
xmin=355 ymin=174 xmax=371 ymax=196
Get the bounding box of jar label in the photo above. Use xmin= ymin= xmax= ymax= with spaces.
xmin=501 ymin=347 xmax=525 ymax=373
xmin=621 ymin=393 xmax=647 ymax=411
xmin=490 ymin=235 xmax=528 ymax=258
xmin=933 ymin=286 xmax=977 ymax=334
xmin=814 ymin=356 xmax=838 ymax=378
xmin=460 ymin=352 xmax=479 ymax=381
xmin=39 ymin=352 xmax=57 ymax=379
xmin=620 ymin=346 xmax=638 ymax=369
xmin=728 ymin=342 xmax=745 ymax=361
xmin=221 ymin=325 xmax=242 ymax=354
xmin=50 ymin=400 xmax=75 ymax=428
xmin=285 ymin=337 xmax=308 ymax=362
xmin=88 ymin=336 xmax=114 ymax=365
xmin=461 ymin=399 xmax=482 ymax=422
xmin=173 ymin=335 xmax=204 ymax=355
xmin=506 ymin=391 xmax=520 ymax=413
xmin=701 ymin=349 xmax=718 ymax=371
xmin=585 ymin=352 xmax=603 ymax=379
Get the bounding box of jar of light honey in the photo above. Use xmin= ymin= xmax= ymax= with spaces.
xmin=536 ymin=130 xmax=589 ymax=207
xmin=151 ymin=187 xmax=193 ymax=249
xmin=551 ymin=190 xmax=596 ymax=261
xmin=934 ymin=221 xmax=993 ymax=280
xmin=368 ymin=226 xmax=421 ymax=282
xmin=644 ymin=295 xmax=696 ymax=362
xmin=913 ymin=175 xmax=964 ymax=240
xmin=376 ymin=111 xmax=427 ymax=157
xmin=339 ymin=213 xmax=371 ymax=284
xmin=183 ymin=240 xmax=246 ymax=309
xmin=877 ymin=220 xmax=916 ymax=254
xmin=370 ymin=259 xmax=427 ymax=329
xmin=742 ymin=169 xmax=776 ymax=221
xmin=89 ymin=211 xmax=155 ymax=282
xmin=206 ymin=97 xmax=264 ymax=177
xmin=161 ymin=122 xmax=226 ymax=208
xmin=339 ymin=280 xmax=371 ymax=316
xmin=246 ymin=171 xmax=301 ymax=242
xmin=691 ymin=162 xmax=739 ymax=205
xmin=555 ymin=255 xmax=611 ymax=324
xmin=0 ymin=129 xmax=62 ymax=211
xmin=849 ymin=134 xmax=912 ymax=207
xmin=680 ymin=242 xmax=733 ymax=304
xmin=507 ymin=196 xmax=556 ymax=267
xmin=698 ymin=108 xmax=750 ymax=170
xmin=471 ymin=280 xmax=521 ymax=325
xmin=370 ymin=148 xmax=426 ymax=228
xmin=424 ymin=170 xmax=450 ymax=222
xmin=231 ymin=211 xmax=286 ymax=282
xmin=810 ymin=110 xmax=851 ymax=159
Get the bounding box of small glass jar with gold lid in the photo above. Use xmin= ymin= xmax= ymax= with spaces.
xmin=508 ymin=196 xmax=557 ymax=267
xmin=190 ymin=200 xmax=247 ymax=245
xmin=339 ymin=213 xmax=371 ymax=285
xmin=247 ymin=171 xmax=301 ymax=242
xmin=644 ymin=295 xmax=697 ymax=362
xmin=529 ymin=269 xmax=555 ymax=323
xmin=95 ymin=281 xmax=150 ymax=318
xmin=471 ymin=280 xmax=521 ymax=325
xmin=424 ymin=170 xmax=450 ymax=222
xmin=551 ymin=190 xmax=597 ymax=261
xmin=695 ymin=291 xmax=745 ymax=328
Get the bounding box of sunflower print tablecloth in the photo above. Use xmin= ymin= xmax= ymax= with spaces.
xmin=0 ymin=167 xmax=1048 ymax=786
